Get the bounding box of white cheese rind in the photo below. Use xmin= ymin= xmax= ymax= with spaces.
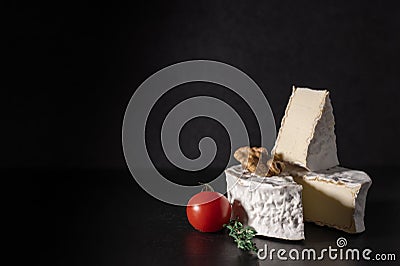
xmin=225 ymin=165 xmax=305 ymax=240
xmin=273 ymin=86 xmax=339 ymax=171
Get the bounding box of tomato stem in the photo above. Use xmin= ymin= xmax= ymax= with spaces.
xmin=199 ymin=183 xmax=214 ymax=192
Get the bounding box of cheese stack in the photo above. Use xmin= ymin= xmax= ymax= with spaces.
xmin=225 ymin=86 xmax=372 ymax=240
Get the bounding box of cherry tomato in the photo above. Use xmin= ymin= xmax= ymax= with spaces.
xmin=186 ymin=191 xmax=231 ymax=232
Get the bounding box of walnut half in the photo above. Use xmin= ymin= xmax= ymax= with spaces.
xmin=233 ymin=146 xmax=285 ymax=177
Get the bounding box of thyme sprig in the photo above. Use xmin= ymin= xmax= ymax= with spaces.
xmin=224 ymin=220 xmax=258 ymax=252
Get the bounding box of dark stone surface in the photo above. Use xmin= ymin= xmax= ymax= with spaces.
xmin=13 ymin=166 xmax=399 ymax=265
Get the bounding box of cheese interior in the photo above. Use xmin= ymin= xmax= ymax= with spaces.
xmin=293 ymin=176 xmax=358 ymax=232
xmin=273 ymin=86 xmax=339 ymax=171
xmin=286 ymin=165 xmax=372 ymax=233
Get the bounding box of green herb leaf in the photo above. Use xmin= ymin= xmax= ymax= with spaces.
xmin=224 ymin=219 xmax=258 ymax=252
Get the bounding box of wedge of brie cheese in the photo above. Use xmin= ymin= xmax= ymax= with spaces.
xmin=273 ymin=86 xmax=339 ymax=171
xmin=287 ymin=165 xmax=372 ymax=233
xmin=225 ymin=165 xmax=304 ymax=240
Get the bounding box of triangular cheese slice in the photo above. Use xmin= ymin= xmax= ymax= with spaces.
xmin=273 ymin=86 xmax=339 ymax=171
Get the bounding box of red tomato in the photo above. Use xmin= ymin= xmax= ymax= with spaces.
xmin=186 ymin=191 xmax=231 ymax=232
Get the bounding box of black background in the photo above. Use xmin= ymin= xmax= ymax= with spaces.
xmin=4 ymin=1 xmax=400 ymax=265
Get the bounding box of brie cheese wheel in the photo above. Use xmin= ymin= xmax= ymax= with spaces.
xmin=273 ymin=86 xmax=339 ymax=171
xmin=287 ymin=165 xmax=372 ymax=233
xmin=225 ymin=165 xmax=305 ymax=240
